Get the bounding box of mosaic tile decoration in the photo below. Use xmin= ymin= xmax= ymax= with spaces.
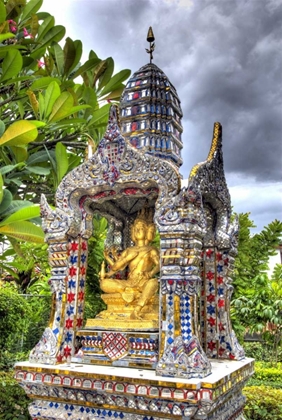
xmin=77 ymin=330 xmax=159 ymax=369
xmin=120 ymin=63 xmax=183 ymax=168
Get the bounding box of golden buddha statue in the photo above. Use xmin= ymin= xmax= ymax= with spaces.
xmin=87 ymin=209 xmax=160 ymax=329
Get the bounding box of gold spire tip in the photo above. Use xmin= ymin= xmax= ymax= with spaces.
xmin=147 ymin=26 xmax=155 ymax=42
xmin=146 ymin=26 xmax=155 ymax=63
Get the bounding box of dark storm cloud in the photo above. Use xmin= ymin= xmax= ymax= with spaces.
xmin=63 ymin=0 xmax=282 ymax=182
xmin=169 ymin=0 xmax=282 ymax=182
xmin=44 ymin=0 xmax=282 ymax=230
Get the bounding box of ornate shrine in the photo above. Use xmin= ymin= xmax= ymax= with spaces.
xmin=15 ymin=28 xmax=253 ymax=420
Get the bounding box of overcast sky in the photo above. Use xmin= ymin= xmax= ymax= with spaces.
xmin=43 ymin=0 xmax=282 ymax=233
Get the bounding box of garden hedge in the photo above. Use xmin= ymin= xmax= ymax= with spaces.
xmin=0 ymin=371 xmax=30 ymax=419
xmin=243 ymin=385 xmax=282 ymax=420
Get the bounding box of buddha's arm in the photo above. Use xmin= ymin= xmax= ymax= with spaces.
xmin=104 ymin=253 xmax=115 ymax=267
xmin=149 ymin=249 xmax=160 ymax=277
xmin=104 ymin=249 xmax=139 ymax=278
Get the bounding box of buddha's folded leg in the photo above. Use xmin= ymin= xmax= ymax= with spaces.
xmin=137 ymin=278 xmax=158 ymax=308
xmin=100 ymin=278 xmax=127 ymax=294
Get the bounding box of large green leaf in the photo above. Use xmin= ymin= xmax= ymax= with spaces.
xmin=0 ymin=32 xmax=15 ymax=42
xmin=92 ymin=59 xmax=108 ymax=88
xmin=39 ymin=25 xmax=66 ymax=50
xmin=48 ymin=118 xmax=87 ymax=130
xmin=69 ymin=40 xmax=82 ymax=75
xmin=89 ymin=50 xmax=98 ymax=60
xmin=49 ymin=104 xmax=90 ymax=121
xmin=28 ymin=120 xmax=46 ymax=128
xmin=0 ymin=1 xmax=6 ymax=23
xmin=26 ymin=166 xmax=50 ymax=175
xmin=36 ymin=15 xmax=55 ymax=41
xmin=0 ymin=189 xmax=13 ymax=215
xmin=0 ymin=49 xmax=23 ymax=82
xmin=0 ymin=44 xmax=26 ymax=54
xmin=100 ymin=69 xmax=131 ymax=97
xmin=0 ymin=120 xmax=38 ymax=146
xmin=38 ymin=91 xmax=45 ymax=119
xmin=72 ymin=58 xmax=100 ymax=79
xmin=55 ymin=142 xmax=68 ymax=183
xmin=97 ymin=57 xmax=114 ymax=91
xmin=52 ymin=43 xmax=64 ymax=75
xmin=48 ymin=92 xmax=73 ymax=122
xmin=11 ymin=145 xmax=28 ymax=162
xmin=21 ymin=0 xmax=43 ymax=22
xmin=0 ymin=205 xmax=41 ymax=226
xmin=30 ymin=76 xmax=61 ymax=91
xmin=44 ymin=81 xmax=61 ymax=118
xmin=88 ymin=104 xmax=111 ymax=127
xmin=26 ymin=149 xmax=55 ymax=165
xmin=1 ymin=200 xmax=33 ymax=217
xmin=83 ymin=87 xmax=97 ymax=109
xmin=68 ymin=153 xmax=82 ymax=171
xmin=0 ymin=164 xmax=21 ymax=175
xmin=0 ymin=120 xmax=5 ymax=137
xmin=63 ymin=37 xmax=76 ymax=77
xmin=6 ymin=0 xmax=26 ymax=19
xmin=103 ymin=86 xmax=125 ymax=101
xmin=0 ymin=172 xmax=3 ymax=204
xmin=0 ymin=220 xmax=44 ymax=243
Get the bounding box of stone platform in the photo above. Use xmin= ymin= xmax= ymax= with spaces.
xmin=15 ymin=358 xmax=254 ymax=420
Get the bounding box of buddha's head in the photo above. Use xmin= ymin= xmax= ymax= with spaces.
xmin=132 ymin=219 xmax=147 ymax=242
xmin=131 ymin=207 xmax=154 ymax=243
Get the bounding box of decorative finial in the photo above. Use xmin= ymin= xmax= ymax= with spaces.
xmin=146 ymin=26 xmax=155 ymax=63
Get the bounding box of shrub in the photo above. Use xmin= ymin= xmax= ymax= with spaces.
xmin=246 ymin=361 xmax=282 ymax=388
xmin=0 ymin=286 xmax=31 ymax=355
xmin=0 ymin=371 xmax=30 ymax=419
xmin=244 ymin=341 xmax=282 ymax=363
xmin=243 ymin=385 xmax=282 ymax=420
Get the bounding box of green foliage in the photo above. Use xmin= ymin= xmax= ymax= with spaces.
xmin=233 ymin=215 xmax=282 ymax=296
xmin=231 ymin=215 xmax=282 ymax=361
xmin=0 ymin=287 xmax=51 ymax=369
xmin=1 ymin=241 xmax=50 ymax=293
xmin=246 ymin=361 xmax=282 ymax=388
xmin=243 ymin=386 xmax=282 ymax=420
xmin=84 ymin=214 xmax=108 ymax=319
xmin=0 ymin=284 xmax=31 ymax=353
xmin=86 ymin=214 xmax=108 ymax=295
xmin=20 ymin=294 xmax=51 ymax=352
xmin=0 ymin=370 xmax=30 ymax=419
xmin=244 ymin=341 xmax=282 ymax=363
xmin=0 ymin=0 xmax=130 ymax=257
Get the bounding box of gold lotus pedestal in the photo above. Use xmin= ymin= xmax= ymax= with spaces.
xmin=86 ymin=293 xmax=159 ymax=330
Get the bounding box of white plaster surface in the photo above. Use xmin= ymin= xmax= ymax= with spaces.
xmin=15 ymin=357 xmax=254 ymax=387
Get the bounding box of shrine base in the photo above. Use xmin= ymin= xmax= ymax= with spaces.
xmin=15 ymin=358 xmax=254 ymax=420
